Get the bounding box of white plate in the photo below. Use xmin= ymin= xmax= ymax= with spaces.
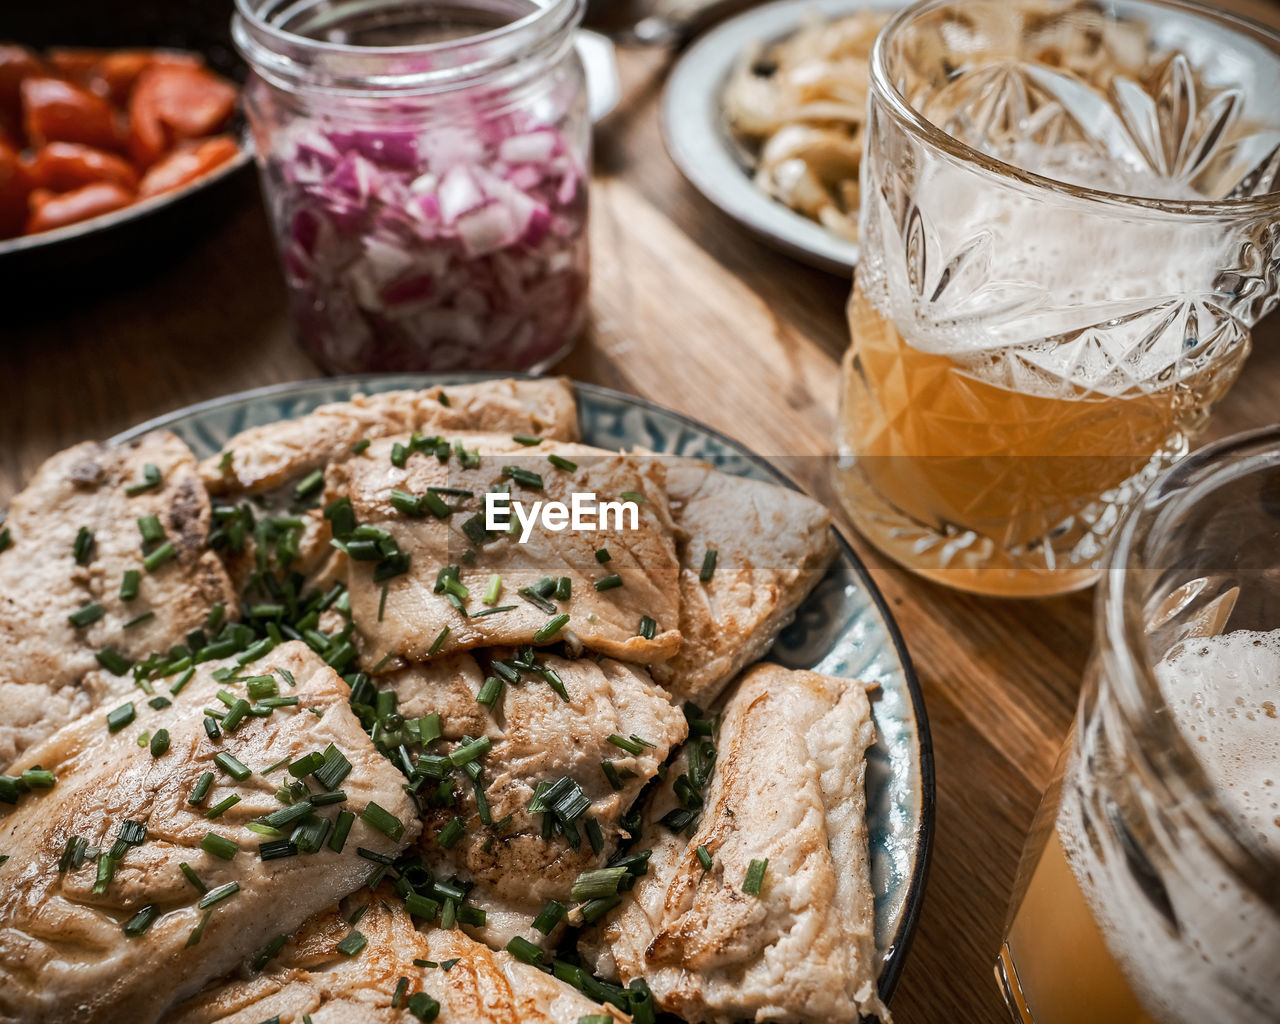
xmin=661 ymin=0 xmax=910 ymax=275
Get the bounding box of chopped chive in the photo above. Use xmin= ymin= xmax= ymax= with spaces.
xmin=204 ymin=602 xmax=226 ymax=632
xmin=253 ymin=934 xmax=289 ymax=971
xmin=517 ymin=587 xmax=557 ymax=614
xmin=554 ymin=576 xmax=571 ymax=601
xmin=96 ymin=648 xmax=131 ymax=676
xmin=699 ymin=548 xmax=718 ymax=583
xmin=449 ymin=736 xmax=491 ymax=767
xmin=263 ymin=801 xmax=315 ymax=829
xmin=502 ymin=465 xmax=544 ymax=490
xmin=696 ymin=845 xmax=713 ymax=872
xmin=123 ymin=611 xmax=155 ymax=629
xmin=337 ymin=931 xmax=367 ymax=956
xmin=437 ymin=816 xmax=465 ymax=850
xmin=203 ymin=716 xmax=220 ymax=741
xmin=258 ymin=839 xmax=298 ymax=861
xmin=361 ymin=802 xmax=405 ymax=841
xmin=214 ymin=752 xmax=252 ymax=782
xmin=547 ymin=454 xmax=577 ymax=472
xmin=311 ymin=790 xmax=346 ymax=806
xmin=68 ymin=602 xmax=105 ymax=628
xmin=571 ymin=867 xmax=628 ymax=902
xmin=198 ymin=880 xmax=240 ymax=908
xmin=205 ymin=794 xmax=241 ymax=820
xmin=601 ymin=761 xmax=624 ymax=790
xmin=619 ymin=490 xmax=646 ymax=504
xmin=92 ymin=852 xmax=115 ymax=894
xmin=594 ymin=547 xmax=611 ymax=563
xmin=73 ymin=526 xmax=95 ymax=565
xmin=120 ymin=569 xmax=141 ymax=601
xmin=137 ymin=730 xmax=150 ymax=748
xmin=106 ymin=702 xmax=135 ymax=733
xmin=288 ymin=751 xmax=326 ymax=778
xmin=294 ymin=469 xmax=325 ymax=501
xmin=471 ymin=604 xmax=516 ymax=618
xmin=185 ymin=909 xmax=213 ymax=948
xmin=149 ymin=729 xmax=170 ymax=757
xmin=0 ymin=528 xmax=9 ymax=553
xmin=179 ymin=861 xmax=207 ymax=893
xmin=742 ymin=858 xmax=768 ymax=896
xmin=390 ymin=489 xmax=425 ymax=517
xmin=123 ymin=904 xmax=159 ymax=937
xmin=124 ymin=463 xmax=162 ymax=496
xmin=506 ymin=936 xmax=543 ymax=965
xmin=407 ymin=993 xmax=441 ymax=1021
xmin=138 ymin=514 xmax=165 ymax=545
xmin=532 ymin=899 xmax=568 ymax=935
xmin=476 ymin=675 xmax=504 ymax=708
xmin=533 ymin=613 xmax=570 ymax=643
xmin=143 ymin=541 xmax=176 ymax=572
xmin=329 ymin=810 xmax=355 ymax=853
xmin=594 ymin=574 xmax=623 ymax=591
xmin=20 ymin=767 xmax=55 ymax=788
xmin=427 ymin=626 xmax=450 ymax=656
xmin=607 ymin=734 xmax=644 ymax=756
xmin=390 ymin=442 xmax=409 ymax=468
xmin=420 ymin=491 xmax=452 ymax=519
xmin=460 ymin=513 xmax=490 ymax=547
xmin=189 ymin=772 xmax=215 ymax=805
xmin=314 ymin=744 xmax=352 ymax=790
xmin=351 ymin=439 xmax=372 ymax=455
xmin=221 ymin=699 xmax=251 ymax=733
xmin=201 ymin=834 xmax=239 ymax=860
xmin=638 ymin=615 xmax=657 ymax=640
xmin=393 ymin=977 xmax=409 ymax=1009
xmin=513 ymin=435 xmax=542 ymax=446
xmin=578 ymin=1017 xmax=613 ymax=1024
xmin=482 ymin=574 xmax=502 ymax=605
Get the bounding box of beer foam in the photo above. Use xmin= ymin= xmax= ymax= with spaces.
xmin=1157 ymin=629 xmax=1280 ymax=852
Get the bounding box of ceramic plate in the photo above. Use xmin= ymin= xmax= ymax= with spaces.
xmin=662 ymin=0 xmax=910 ymax=276
xmin=117 ymin=373 xmax=935 ymax=1006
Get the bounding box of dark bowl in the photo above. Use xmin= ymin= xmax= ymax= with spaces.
xmin=1 ymin=0 xmax=256 ymax=290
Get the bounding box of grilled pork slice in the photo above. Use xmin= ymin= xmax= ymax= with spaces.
xmin=0 ymin=432 xmax=236 ymax=770
xmin=384 ymin=652 xmax=687 ymax=947
xmin=201 ymin=378 xmax=581 ymax=497
xmin=653 ymin=460 xmax=836 ymax=707
xmin=168 ymin=888 xmax=630 ymax=1024
xmin=0 ymin=641 xmax=420 ymax=1024
xmin=330 ymin=435 xmax=681 ymax=667
xmin=587 ymin=663 xmax=887 ymax=1024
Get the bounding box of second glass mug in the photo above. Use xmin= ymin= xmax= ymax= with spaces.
xmin=996 ymin=424 xmax=1280 ymax=1023
xmin=835 ymin=0 xmax=1280 ymax=597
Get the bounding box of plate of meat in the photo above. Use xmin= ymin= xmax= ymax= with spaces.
xmin=0 ymin=375 xmax=932 ymax=1023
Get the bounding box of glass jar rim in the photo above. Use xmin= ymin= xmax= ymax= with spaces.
xmin=232 ymin=0 xmax=583 ymax=95
xmin=870 ymin=0 xmax=1280 ymax=219
xmin=1101 ymin=424 xmax=1280 ymax=898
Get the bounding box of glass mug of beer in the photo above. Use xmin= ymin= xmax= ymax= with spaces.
xmin=997 ymin=425 xmax=1280 ymax=1023
xmin=835 ymin=0 xmax=1280 ymax=596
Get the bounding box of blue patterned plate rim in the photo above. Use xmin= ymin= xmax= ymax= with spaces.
xmin=115 ymin=372 xmax=935 ymax=1010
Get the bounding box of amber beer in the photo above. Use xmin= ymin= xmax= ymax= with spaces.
xmin=836 ymin=279 xmax=1243 ymax=597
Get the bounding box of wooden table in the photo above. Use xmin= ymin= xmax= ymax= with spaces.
xmin=4 ymin=3 xmax=1279 ymax=1018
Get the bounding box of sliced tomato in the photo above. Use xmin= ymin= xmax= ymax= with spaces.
xmin=137 ymin=134 xmax=239 ymax=197
xmin=24 ymin=180 xmax=133 ymax=234
xmin=97 ymin=51 xmax=202 ymax=106
xmin=45 ymin=47 xmax=109 ymax=86
xmin=128 ymin=64 xmax=236 ymax=167
xmin=0 ymin=138 xmax=32 ymax=238
xmin=21 ymin=76 xmax=122 ymax=151
xmin=0 ymin=44 xmax=44 ymax=142
xmin=27 ymin=141 xmax=139 ymax=191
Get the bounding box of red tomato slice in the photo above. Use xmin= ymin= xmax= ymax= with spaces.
xmin=128 ymin=64 xmax=236 ymax=167
xmin=0 ymin=138 xmax=32 ymax=238
xmin=0 ymin=44 xmax=44 ymax=142
xmin=97 ymin=51 xmax=202 ymax=106
xmin=138 ymin=134 xmax=239 ymax=197
xmin=24 ymin=180 xmax=133 ymax=234
xmin=21 ymin=76 xmax=122 ymax=151
xmin=27 ymin=141 xmax=139 ymax=192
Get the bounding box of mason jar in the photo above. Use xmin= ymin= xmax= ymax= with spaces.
xmin=233 ymin=0 xmax=590 ymax=373
xmin=997 ymin=425 xmax=1280 ymax=1023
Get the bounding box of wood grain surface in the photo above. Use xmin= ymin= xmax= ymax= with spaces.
xmin=4 ymin=3 xmax=1279 ymax=1020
